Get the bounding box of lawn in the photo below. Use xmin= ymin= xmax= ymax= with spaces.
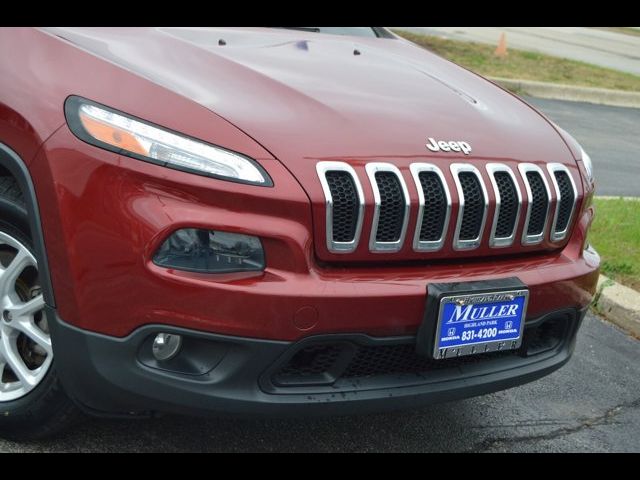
xmin=393 ymin=30 xmax=640 ymax=92
xmin=590 ymin=198 xmax=640 ymax=291
xmin=593 ymin=27 xmax=640 ymax=38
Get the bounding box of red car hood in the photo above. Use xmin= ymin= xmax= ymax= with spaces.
xmin=46 ymin=27 xmax=574 ymax=167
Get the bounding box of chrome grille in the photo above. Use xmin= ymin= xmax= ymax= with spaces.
xmin=317 ymin=161 xmax=579 ymax=255
xmin=458 ymin=174 xmax=485 ymax=239
xmin=410 ymin=164 xmax=451 ymax=251
xmin=325 ymin=171 xmax=358 ymax=242
xmin=451 ymin=164 xmax=488 ymax=250
xmin=366 ymin=163 xmax=410 ymax=252
xmin=548 ymin=163 xmax=578 ymax=241
xmin=554 ymin=173 xmax=574 ymax=229
xmin=487 ymin=163 xmax=522 ymax=248
xmin=417 ymin=173 xmax=447 ymax=240
xmin=316 ymin=162 xmax=364 ymax=253
xmin=519 ymin=164 xmax=552 ymax=245
xmin=374 ymin=172 xmax=405 ymax=242
xmin=526 ymin=173 xmax=548 ymax=235
xmin=494 ymin=174 xmax=518 ymax=236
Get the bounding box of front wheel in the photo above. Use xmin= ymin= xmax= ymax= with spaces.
xmin=0 ymin=176 xmax=80 ymax=440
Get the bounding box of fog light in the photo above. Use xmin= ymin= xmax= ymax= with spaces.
xmin=153 ymin=228 xmax=265 ymax=274
xmin=152 ymin=333 xmax=182 ymax=361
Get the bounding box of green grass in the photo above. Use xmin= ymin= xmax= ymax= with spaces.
xmin=593 ymin=27 xmax=640 ymax=38
xmin=394 ymin=30 xmax=640 ymax=92
xmin=590 ymin=198 xmax=640 ymax=291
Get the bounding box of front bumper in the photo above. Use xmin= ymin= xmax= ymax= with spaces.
xmin=50 ymin=306 xmax=586 ymax=417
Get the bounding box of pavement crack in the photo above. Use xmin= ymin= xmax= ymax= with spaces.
xmin=469 ymin=419 xmax=573 ymax=429
xmin=467 ymin=397 xmax=640 ymax=452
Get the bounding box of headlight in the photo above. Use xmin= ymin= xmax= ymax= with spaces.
xmin=64 ymin=96 xmax=271 ymax=186
xmin=579 ymin=146 xmax=595 ymax=185
xmin=153 ymin=228 xmax=265 ymax=274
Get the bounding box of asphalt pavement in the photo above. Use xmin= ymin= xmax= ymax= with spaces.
xmin=524 ymin=96 xmax=640 ymax=197
xmin=1 ymin=312 xmax=638 ymax=452
xmin=396 ymin=27 xmax=640 ymax=76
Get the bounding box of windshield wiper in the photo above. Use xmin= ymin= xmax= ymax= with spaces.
xmin=272 ymin=27 xmax=321 ymax=33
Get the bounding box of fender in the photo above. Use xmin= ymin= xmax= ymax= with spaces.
xmin=0 ymin=142 xmax=55 ymax=307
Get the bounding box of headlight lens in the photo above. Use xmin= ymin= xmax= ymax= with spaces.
xmin=65 ymin=96 xmax=271 ymax=186
xmin=579 ymin=146 xmax=594 ymax=185
xmin=153 ymin=228 xmax=265 ymax=274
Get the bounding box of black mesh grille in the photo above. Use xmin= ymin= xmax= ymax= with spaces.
xmin=458 ymin=172 xmax=485 ymax=240
xmin=342 ymin=344 xmax=512 ymax=377
xmin=375 ymin=172 xmax=405 ymax=242
xmin=554 ymin=171 xmax=575 ymax=233
xmin=526 ymin=172 xmax=549 ymax=236
xmin=326 ymin=171 xmax=359 ymax=242
xmin=494 ymin=172 xmax=519 ymax=238
xmin=272 ymin=315 xmax=569 ymax=388
xmin=418 ymin=172 xmax=447 ymax=242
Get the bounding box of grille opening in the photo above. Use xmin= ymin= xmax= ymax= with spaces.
xmin=375 ymin=171 xmax=405 ymax=242
xmin=554 ymin=171 xmax=575 ymax=233
xmin=279 ymin=344 xmax=342 ymax=376
xmin=525 ymin=172 xmax=549 ymax=236
xmin=418 ymin=172 xmax=447 ymax=242
xmin=273 ymin=343 xmax=354 ymax=386
xmin=521 ymin=315 xmax=567 ymax=356
xmin=272 ymin=315 xmax=569 ymax=388
xmin=325 ymin=171 xmax=359 ymax=243
xmin=494 ymin=172 xmax=519 ymax=238
xmin=458 ymin=172 xmax=485 ymax=241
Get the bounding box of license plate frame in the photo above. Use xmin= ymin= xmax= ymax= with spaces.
xmin=415 ymin=278 xmax=529 ymax=360
xmin=433 ymin=289 xmax=528 ymax=359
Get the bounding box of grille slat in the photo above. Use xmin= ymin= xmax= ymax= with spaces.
xmin=554 ymin=171 xmax=575 ymax=232
xmin=418 ymin=172 xmax=447 ymax=241
xmin=317 ymin=162 xmax=364 ymax=253
xmin=487 ymin=164 xmax=521 ymax=247
xmin=325 ymin=171 xmax=358 ymax=242
xmin=411 ymin=164 xmax=451 ymax=252
xmin=458 ymin=171 xmax=485 ymax=241
xmin=547 ymin=164 xmax=578 ymax=242
xmin=494 ymin=172 xmax=519 ymax=238
xmin=374 ymin=171 xmax=405 ymax=242
xmin=525 ymin=171 xmax=549 ymax=237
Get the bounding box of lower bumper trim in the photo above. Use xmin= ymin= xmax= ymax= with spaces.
xmin=48 ymin=306 xmax=586 ymax=418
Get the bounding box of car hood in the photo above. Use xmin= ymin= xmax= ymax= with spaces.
xmin=46 ymin=27 xmax=574 ymax=167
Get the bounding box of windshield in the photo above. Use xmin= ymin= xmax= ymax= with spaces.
xmin=273 ymin=27 xmax=381 ymax=38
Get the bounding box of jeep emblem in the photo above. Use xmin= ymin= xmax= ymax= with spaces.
xmin=426 ymin=137 xmax=472 ymax=155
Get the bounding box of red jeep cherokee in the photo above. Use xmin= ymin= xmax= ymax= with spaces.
xmin=0 ymin=27 xmax=599 ymax=439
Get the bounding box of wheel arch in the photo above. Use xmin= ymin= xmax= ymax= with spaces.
xmin=0 ymin=142 xmax=56 ymax=307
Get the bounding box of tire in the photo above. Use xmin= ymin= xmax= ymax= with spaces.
xmin=0 ymin=176 xmax=81 ymax=441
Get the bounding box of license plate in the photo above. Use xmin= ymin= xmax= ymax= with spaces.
xmin=433 ymin=289 xmax=528 ymax=359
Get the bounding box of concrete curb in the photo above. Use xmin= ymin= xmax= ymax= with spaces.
xmin=596 ymin=196 xmax=640 ymax=201
xmin=593 ymin=275 xmax=640 ymax=338
xmin=488 ymin=76 xmax=640 ymax=109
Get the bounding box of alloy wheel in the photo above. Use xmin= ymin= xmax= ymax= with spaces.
xmin=0 ymin=231 xmax=52 ymax=402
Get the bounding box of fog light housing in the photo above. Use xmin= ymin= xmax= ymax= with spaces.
xmin=153 ymin=228 xmax=265 ymax=274
xmin=152 ymin=333 xmax=183 ymax=361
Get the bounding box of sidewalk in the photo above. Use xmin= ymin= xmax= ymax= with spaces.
xmin=397 ymin=27 xmax=640 ymax=76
